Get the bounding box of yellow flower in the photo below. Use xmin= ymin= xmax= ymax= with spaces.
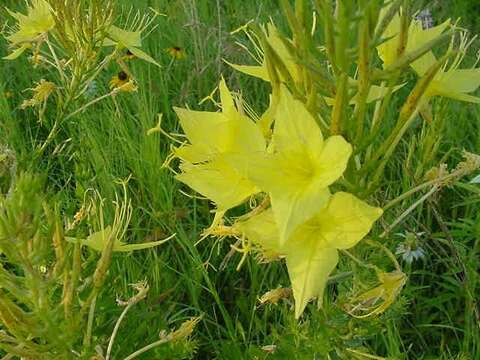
xmin=348 ymin=270 xmax=407 ymax=318
xmin=227 ymin=22 xmax=300 ymax=84
xmin=238 ymin=192 xmax=383 ymax=318
xmin=110 ymin=71 xmax=130 ymax=88
xmin=122 ymin=49 xmax=136 ymax=61
xmin=109 ymin=71 xmax=137 ymax=93
xmin=166 ymin=46 xmax=186 ymax=60
xmin=21 ymin=79 xmax=55 ymax=108
xmin=376 ymin=8 xmax=451 ymax=69
xmin=233 ymin=85 xmax=352 ymax=244
xmin=4 ymin=0 xmax=55 ymax=60
xmin=410 ymin=36 xmax=480 ymax=104
xmin=174 ymin=78 xmax=266 ymax=211
xmin=104 ymin=25 xmax=160 ymax=67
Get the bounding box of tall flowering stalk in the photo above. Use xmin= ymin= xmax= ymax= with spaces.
xmin=2 ymin=0 xmax=160 ymax=155
xmin=0 ymin=175 xmax=173 ymax=358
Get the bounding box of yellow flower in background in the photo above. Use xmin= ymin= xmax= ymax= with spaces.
xmin=104 ymin=25 xmax=160 ymax=67
xmin=232 ymin=85 xmax=352 ymax=245
xmin=227 ymin=22 xmax=300 ymax=84
xmin=110 ymin=71 xmax=130 ymax=88
xmin=109 ymin=71 xmax=137 ymax=93
xmin=376 ymin=7 xmax=451 ymax=69
xmin=4 ymin=0 xmax=55 ymax=60
xmin=174 ymin=78 xmax=266 ymax=211
xmin=122 ymin=49 xmax=136 ymax=61
xmin=410 ymin=36 xmax=480 ymax=104
xmin=166 ymin=46 xmax=186 ymax=60
xmin=348 ymin=270 xmax=406 ymax=318
xmin=237 ymin=192 xmax=383 ymax=318
xmin=21 ymin=79 xmax=55 ymax=109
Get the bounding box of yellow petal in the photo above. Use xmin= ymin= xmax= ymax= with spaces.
xmin=438 ymin=68 xmax=480 ymax=94
xmin=176 ymin=156 xmax=257 ymax=210
xmin=228 ymin=114 xmax=266 ymax=154
xmin=316 ymin=192 xmax=383 ymax=250
xmin=174 ymin=144 xmax=214 ymax=163
xmin=314 ymin=136 xmax=352 ymax=187
xmin=3 ymin=43 xmax=31 ymax=60
xmin=376 ymin=11 xmax=401 ymax=67
xmin=128 ymin=46 xmax=161 ymax=67
xmin=114 ymin=234 xmax=174 ymax=252
xmin=105 ymin=25 xmax=142 ymax=48
xmin=410 ymin=51 xmax=437 ymax=76
xmin=274 ymin=85 xmax=323 ymax=154
xmin=431 ymin=86 xmax=480 ymax=103
xmin=174 ymin=107 xmax=231 ymax=153
xmin=219 ymin=77 xmax=236 ymax=115
xmin=236 ymin=209 xmax=283 ymax=260
xmin=285 ymin=239 xmax=338 ymax=318
xmin=226 ymin=62 xmax=270 ymax=81
xmin=217 ymin=79 xmax=266 ymax=154
xmin=408 ymin=19 xmax=451 ymax=54
xmin=265 ymin=23 xmax=299 ymax=83
xmin=270 ymin=185 xmax=330 ymax=245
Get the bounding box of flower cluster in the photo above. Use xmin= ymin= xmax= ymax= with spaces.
xmin=170 ymin=79 xmax=383 ymax=318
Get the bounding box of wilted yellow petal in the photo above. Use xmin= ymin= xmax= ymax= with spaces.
xmin=67 ymin=226 xmax=173 ymax=252
xmin=324 ymin=83 xmax=405 ymax=106
xmin=349 ymin=271 xmax=407 ymax=318
xmin=227 ymin=22 xmax=299 ymax=83
xmin=431 ymin=86 xmax=480 ymax=103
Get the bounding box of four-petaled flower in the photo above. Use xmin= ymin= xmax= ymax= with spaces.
xmin=4 ymin=0 xmax=55 ymax=60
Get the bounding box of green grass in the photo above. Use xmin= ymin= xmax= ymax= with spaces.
xmin=1 ymin=0 xmax=480 ymax=359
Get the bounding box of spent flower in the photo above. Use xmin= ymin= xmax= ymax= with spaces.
xmin=348 ymin=270 xmax=407 ymax=318
xmin=21 ymin=79 xmax=56 ymax=109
